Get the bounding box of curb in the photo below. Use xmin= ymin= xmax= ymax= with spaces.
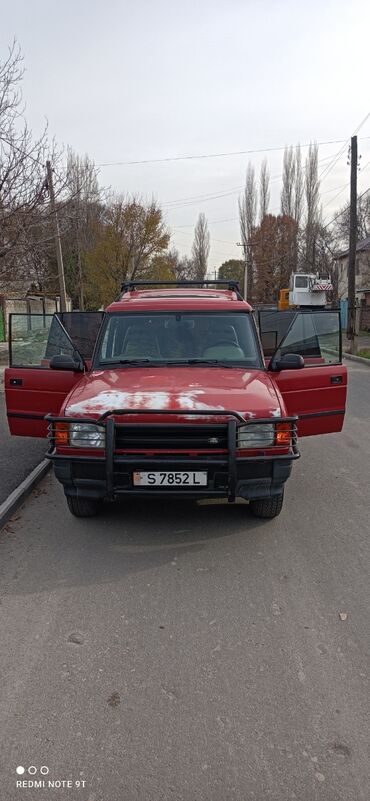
xmin=343 ymin=352 xmax=370 ymax=366
xmin=0 ymin=459 xmax=51 ymax=531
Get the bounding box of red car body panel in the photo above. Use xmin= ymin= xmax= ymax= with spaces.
xmin=60 ymin=366 xmax=283 ymax=421
xmin=272 ymin=364 xmax=347 ymax=436
xmin=105 ymin=288 xmax=253 ymax=315
xmin=5 ymin=368 xmax=82 ymax=437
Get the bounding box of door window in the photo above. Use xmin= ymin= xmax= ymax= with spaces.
xmin=258 ymin=310 xmax=297 ymax=357
xmin=271 ymin=311 xmax=341 ymax=367
xmin=56 ymin=312 xmax=104 ymax=360
xmin=9 ymin=314 xmax=81 ymax=368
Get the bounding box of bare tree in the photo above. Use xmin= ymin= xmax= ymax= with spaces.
xmin=0 ymin=41 xmax=60 ymax=286
xmin=294 ymin=145 xmax=304 ymax=227
xmin=174 ymin=253 xmax=196 ymax=281
xmin=64 ymin=149 xmax=101 ymax=308
xmin=280 ymin=146 xmax=296 ymax=217
xmin=191 ymin=212 xmax=210 ymax=279
xmin=239 ymin=162 xmax=257 ymax=298
xmin=332 ymin=191 xmax=370 ymax=251
xmin=259 ymin=159 xmax=270 ymax=221
xmin=304 ymin=142 xmax=321 ymax=268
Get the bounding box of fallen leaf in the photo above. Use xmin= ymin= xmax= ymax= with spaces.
xmin=339 ymin=612 xmax=348 ymax=621
xmin=107 ymin=691 xmax=120 ymax=707
xmin=68 ymin=632 xmax=85 ymax=645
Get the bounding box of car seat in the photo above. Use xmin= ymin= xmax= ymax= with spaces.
xmin=121 ymin=325 xmax=161 ymax=359
xmin=202 ymin=324 xmax=245 ymax=360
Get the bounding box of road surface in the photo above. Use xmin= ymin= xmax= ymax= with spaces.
xmin=0 ymin=362 xmax=369 ymax=801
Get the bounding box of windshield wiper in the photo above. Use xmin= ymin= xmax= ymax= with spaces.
xmin=99 ymin=358 xmax=159 ymax=366
xmin=166 ymin=359 xmax=235 ymax=368
xmin=99 ymin=358 xmax=239 ymax=368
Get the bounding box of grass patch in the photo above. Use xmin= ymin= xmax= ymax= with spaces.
xmin=356 ymin=349 xmax=370 ymax=359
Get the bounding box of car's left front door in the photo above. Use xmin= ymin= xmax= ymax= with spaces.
xmin=5 ymin=312 xmax=103 ymax=437
xmin=260 ymin=309 xmax=347 ymax=437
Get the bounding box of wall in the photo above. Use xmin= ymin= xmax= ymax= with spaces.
xmin=336 ymin=252 xmax=370 ymax=299
xmin=2 ymin=295 xmax=71 ymax=340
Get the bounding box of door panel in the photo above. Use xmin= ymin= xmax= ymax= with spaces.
xmin=5 ymin=368 xmax=83 ymax=436
xmin=272 ymin=365 xmax=347 ymax=436
xmin=5 ymin=313 xmax=90 ymax=438
xmin=267 ymin=310 xmax=347 ymax=437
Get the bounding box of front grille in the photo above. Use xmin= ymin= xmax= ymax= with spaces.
xmin=114 ymin=423 xmax=229 ymax=451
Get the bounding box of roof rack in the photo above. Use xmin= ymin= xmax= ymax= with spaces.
xmin=120 ymin=279 xmax=243 ymax=299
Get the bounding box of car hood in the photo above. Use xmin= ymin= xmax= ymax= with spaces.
xmin=63 ymin=367 xmax=282 ymax=420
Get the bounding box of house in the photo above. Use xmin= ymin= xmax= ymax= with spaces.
xmin=359 ymin=288 xmax=370 ymax=331
xmin=334 ymin=236 xmax=370 ymax=300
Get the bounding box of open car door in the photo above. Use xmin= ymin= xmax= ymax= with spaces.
xmin=259 ymin=309 xmax=347 ymax=437
xmin=5 ymin=312 xmax=104 ymax=438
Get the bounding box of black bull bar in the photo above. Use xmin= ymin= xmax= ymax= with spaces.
xmin=46 ymin=409 xmax=300 ymax=503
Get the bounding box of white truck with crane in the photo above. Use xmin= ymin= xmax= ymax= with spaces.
xmin=278 ymin=273 xmax=333 ymax=310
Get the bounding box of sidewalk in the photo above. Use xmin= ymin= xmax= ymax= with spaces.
xmin=343 ymin=333 xmax=370 ymax=356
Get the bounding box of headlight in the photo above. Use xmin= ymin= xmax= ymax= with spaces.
xmin=237 ymin=423 xmax=274 ymax=449
xmin=69 ymin=423 xmax=105 ymax=448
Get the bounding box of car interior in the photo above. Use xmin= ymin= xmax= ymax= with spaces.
xmin=99 ymin=313 xmax=259 ymax=364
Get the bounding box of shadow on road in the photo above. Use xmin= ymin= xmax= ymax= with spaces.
xmin=1 ymin=487 xmax=271 ymax=596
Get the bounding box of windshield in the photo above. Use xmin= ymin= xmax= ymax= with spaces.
xmin=295 ymin=275 xmax=309 ymax=288
xmin=95 ymin=312 xmax=262 ymax=368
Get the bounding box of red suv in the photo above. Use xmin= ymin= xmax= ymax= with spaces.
xmin=5 ymin=281 xmax=347 ymax=519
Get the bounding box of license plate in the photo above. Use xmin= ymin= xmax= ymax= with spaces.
xmin=133 ymin=471 xmax=208 ymax=487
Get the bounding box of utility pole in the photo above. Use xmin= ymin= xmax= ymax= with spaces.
xmin=46 ymin=160 xmax=67 ymax=312
xmin=347 ymin=136 xmax=358 ymax=354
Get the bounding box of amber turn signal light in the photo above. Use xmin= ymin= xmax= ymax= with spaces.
xmin=275 ymin=423 xmax=291 ymax=446
xmin=54 ymin=422 xmax=69 ymax=446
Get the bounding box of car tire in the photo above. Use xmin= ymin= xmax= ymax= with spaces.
xmin=249 ymin=491 xmax=284 ymax=519
xmin=67 ymin=496 xmax=100 ymax=518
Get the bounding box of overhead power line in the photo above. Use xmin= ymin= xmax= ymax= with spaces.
xmin=318 ymin=111 xmax=370 ymax=183
xmin=161 ymin=153 xmax=346 ymax=212
xmin=96 ymin=137 xmax=369 ymax=168
xmin=322 ymin=184 xmax=370 ymax=229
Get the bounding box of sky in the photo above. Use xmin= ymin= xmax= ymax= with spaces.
xmin=2 ymin=0 xmax=370 ymax=271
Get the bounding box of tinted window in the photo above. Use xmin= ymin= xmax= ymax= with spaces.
xmin=56 ymin=312 xmax=104 ymax=360
xmin=96 ymin=313 xmax=262 ymax=367
xmin=10 ymin=314 xmax=79 ymax=367
xmin=258 ymin=310 xmax=297 ymax=357
xmin=273 ymin=311 xmax=341 ymax=366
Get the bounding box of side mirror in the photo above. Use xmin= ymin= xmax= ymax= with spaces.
xmin=49 ymin=354 xmax=83 ymax=371
xmin=270 ymin=353 xmax=305 ymax=371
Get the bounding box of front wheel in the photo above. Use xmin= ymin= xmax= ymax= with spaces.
xmin=249 ymin=491 xmax=284 ymax=519
xmin=67 ymin=496 xmax=100 ymax=518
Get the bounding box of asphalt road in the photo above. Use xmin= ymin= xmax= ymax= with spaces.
xmin=0 ymin=376 xmax=46 ymax=504
xmin=0 ymin=362 xmax=369 ymax=801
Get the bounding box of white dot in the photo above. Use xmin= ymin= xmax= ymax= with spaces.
xmin=16 ymin=766 xmax=25 ymax=775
